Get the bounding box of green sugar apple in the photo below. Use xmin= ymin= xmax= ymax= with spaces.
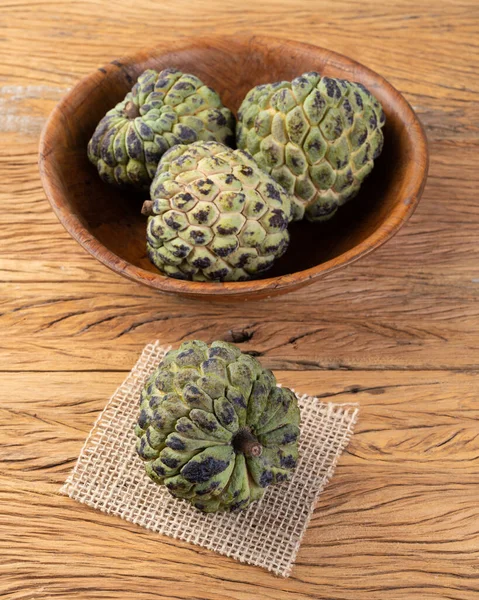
xmin=87 ymin=68 xmax=234 ymax=189
xmin=143 ymin=141 xmax=300 ymax=282
xmin=135 ymin=340 xmax=300 ymax=513
xmin=236 ymin=72 xmax=385 ymax=222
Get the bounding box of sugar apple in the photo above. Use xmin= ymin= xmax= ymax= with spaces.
xmin=236 ymin=72 xmax=385 ymax=222
xmin=142 ymin=141 xmax=300 ymax=281
xmin=135 ymin=340 xmax=300 ymax=513
xmin=87 ymin=68 xmax=235 ymax=189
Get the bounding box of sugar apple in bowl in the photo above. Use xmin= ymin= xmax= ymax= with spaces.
xmin=87 ymin=68 xmax=235 ymax=189
xmin=135 ymin=340 xmax=300 ymax=513
xmin=142 ymin=141 xmax=300 ymax=281
xmin=236 ymin=72 xmax=385 ymax=222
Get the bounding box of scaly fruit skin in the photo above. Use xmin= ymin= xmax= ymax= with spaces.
xmin=145 ymin=141 xmax=299 ymax=282
xmin=135 ymin=340 xmax=300 ymax=513
xmin=236 ymin=72 xmax=385 ymax=222
xmin=87 ymin=68 xmax=235 ymax=189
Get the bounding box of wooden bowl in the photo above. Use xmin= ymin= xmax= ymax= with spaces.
xmin=39 ymin=35 xmax=428 ymax=301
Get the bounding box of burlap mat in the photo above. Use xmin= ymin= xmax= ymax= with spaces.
xmin=61 ymin=341 xmax=358 ymax=577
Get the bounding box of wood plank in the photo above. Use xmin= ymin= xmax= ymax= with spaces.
xmin=1 ymin=0 xmax=478 ymax=598
xmin=1 ymin=370 xmax=478 ymax=599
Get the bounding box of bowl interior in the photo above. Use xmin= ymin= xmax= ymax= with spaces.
xmin=40 ymin=37 xmax=425 ymax=296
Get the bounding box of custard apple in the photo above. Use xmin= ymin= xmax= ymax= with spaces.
xmin=87 ymin=68 xmax=235 ymax=189
xmin=236 ymin=72 xmax=385 ymax=222
xmin=135 ymin=340 xmax=300 ymax=513
xmin=143 ymin=141 xmax=300 ymax=281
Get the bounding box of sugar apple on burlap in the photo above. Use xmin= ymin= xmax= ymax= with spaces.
xmin=236 ymin=72 xmax=385 ymax=222
xmin=142 ymin=141 xmax=299 ymax=281
xmin=87 ymin=68 xmax=235 ymax=188
xmin=135 ymin=340 xmax=300 ymax=513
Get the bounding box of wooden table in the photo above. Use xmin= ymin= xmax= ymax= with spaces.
xmin=1 ymin=1 xmax=478 ymax=598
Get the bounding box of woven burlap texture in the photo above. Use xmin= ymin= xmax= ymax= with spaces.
xmin=61 ymin=341 xmax=358 ymax=577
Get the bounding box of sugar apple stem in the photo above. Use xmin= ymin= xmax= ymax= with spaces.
xmin=124 ymin=101 xmax=140 ymax=119
xmin=233 ymin=427 xmax=263 ymax=458
xmin=141 ymin=200 xmax=154 ymax=217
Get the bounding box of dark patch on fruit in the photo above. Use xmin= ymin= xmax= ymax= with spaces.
xmin=216 ymin=225 xmax=237 ymax=235
xmin=209 ymin=268 xmax=229 ymax=280
xmin=161 ymin=456 xmax=180 ymax=469
xmin=294 ymin=76 xmax=309 ymax=88
xmin=373 ymin=138 xmax=384 ymax=159
xmin=171 ymin=244 xmax=190 ymax=258
xmin=197 ymin=178 xmax=215 ymax=194
xmin=190 ymin=230 xmax=206 ymax=244
xmin=193 ymin=209 xmax=210 ymax=223
xmin=282 ymin=432 xmax=298 ymax=444
xmin=182 ymin=457 xmax=229 ymax=483
xmin=333 ymin=116 xmax=343 ymax=137
xmin=230 ymin=393 xmax=247 ymax=410
xmin=311 ymin=90 xmax=325 ymax=110
xmin=173 ymin=81 xmax=191 ymax=91
xmin=137 ymin=409 xmax=148 ymax=429
xmin=144 ymin=146 xmax=162 ymax=164
xmin=252 ymin=201 xmax=265 ymax=214
xmin=215 ymin=245 xmax=235 ymax=258
xmin=354 ymin=91 xmax=363 ymax=109
xmin=142 ymin=82 xmax=155 ymax=96
xmin=268 ymin=209 xmax=287 ymax=230
xmin=234 ymin=253 xmax=251 ymax=268
xmin=340 ymin=169 xmax=354 ymax=190
xmin=176 ymin=421 xmax=193 ymax=433
xmin=225 ymin=174 xmax=237 ymax=185
xmin=210 ymin=111 xmax=227 ymax=126
xmin=164 ymin=215 xmax=182 ymax=230
xmin=259 ymin=470 xmax=274 ymax=487
xmin=230 ymin=499 xmax=248 ymax=511
xmin=196 ymin=481 xmax=221 ymax=496
xmin=175 ymin=192 xmax=194 ymax=208
xmin=342 ymin=99 xmax=354 ymax=125
xmin=255 ymin=259 xmax=274 ymax=272
xmin=126 ymin=129 xmax=143 ymax=159
xmin=194 ymin=413 xmax=217 ymax=431
xmin=219 ymin=404 xmax=235 ymax=425
xmin=167 ymin=436 xmax=186 ymax=451
xmin=170 ymin=270 xmax=190 ymax=281
xmin=291 ymin=156 xmax=303 ymax=168
xmin=192 ymin=256 xmax=211 ymax=269
xmin=152 ymin=463 xmax=166 ymax=476
xmin=358 ymin=129 xmax=368 ymax=145
xmin=307 ymin=139 xmax=323 ymax=152
xmin=240 ymin=166 xmax=254 ymax=177
xmin=177 ymin=125 xmax=197 ymax=141
xmin=369 ymin=112 xmax=378 ymax=129
xmin=280 ymin=455 xmax=297 ymax=469
xmin=324 ymin=77 xmax=341 ymax=99
xmin=265 ymin=183 xmax=280 ymax=201
xmin=174 ymin=154 xmax=191 ymax=167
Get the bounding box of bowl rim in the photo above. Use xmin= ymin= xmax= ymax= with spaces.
xmin=38 ymin=34 xmax=429 ymax=298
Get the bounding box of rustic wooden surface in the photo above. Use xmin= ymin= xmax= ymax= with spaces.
xmin=1 ymin=0 xmax=478 ymax=598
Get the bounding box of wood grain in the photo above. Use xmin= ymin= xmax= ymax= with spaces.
xmin=1 ymin=0 xmax=478 ymax=598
